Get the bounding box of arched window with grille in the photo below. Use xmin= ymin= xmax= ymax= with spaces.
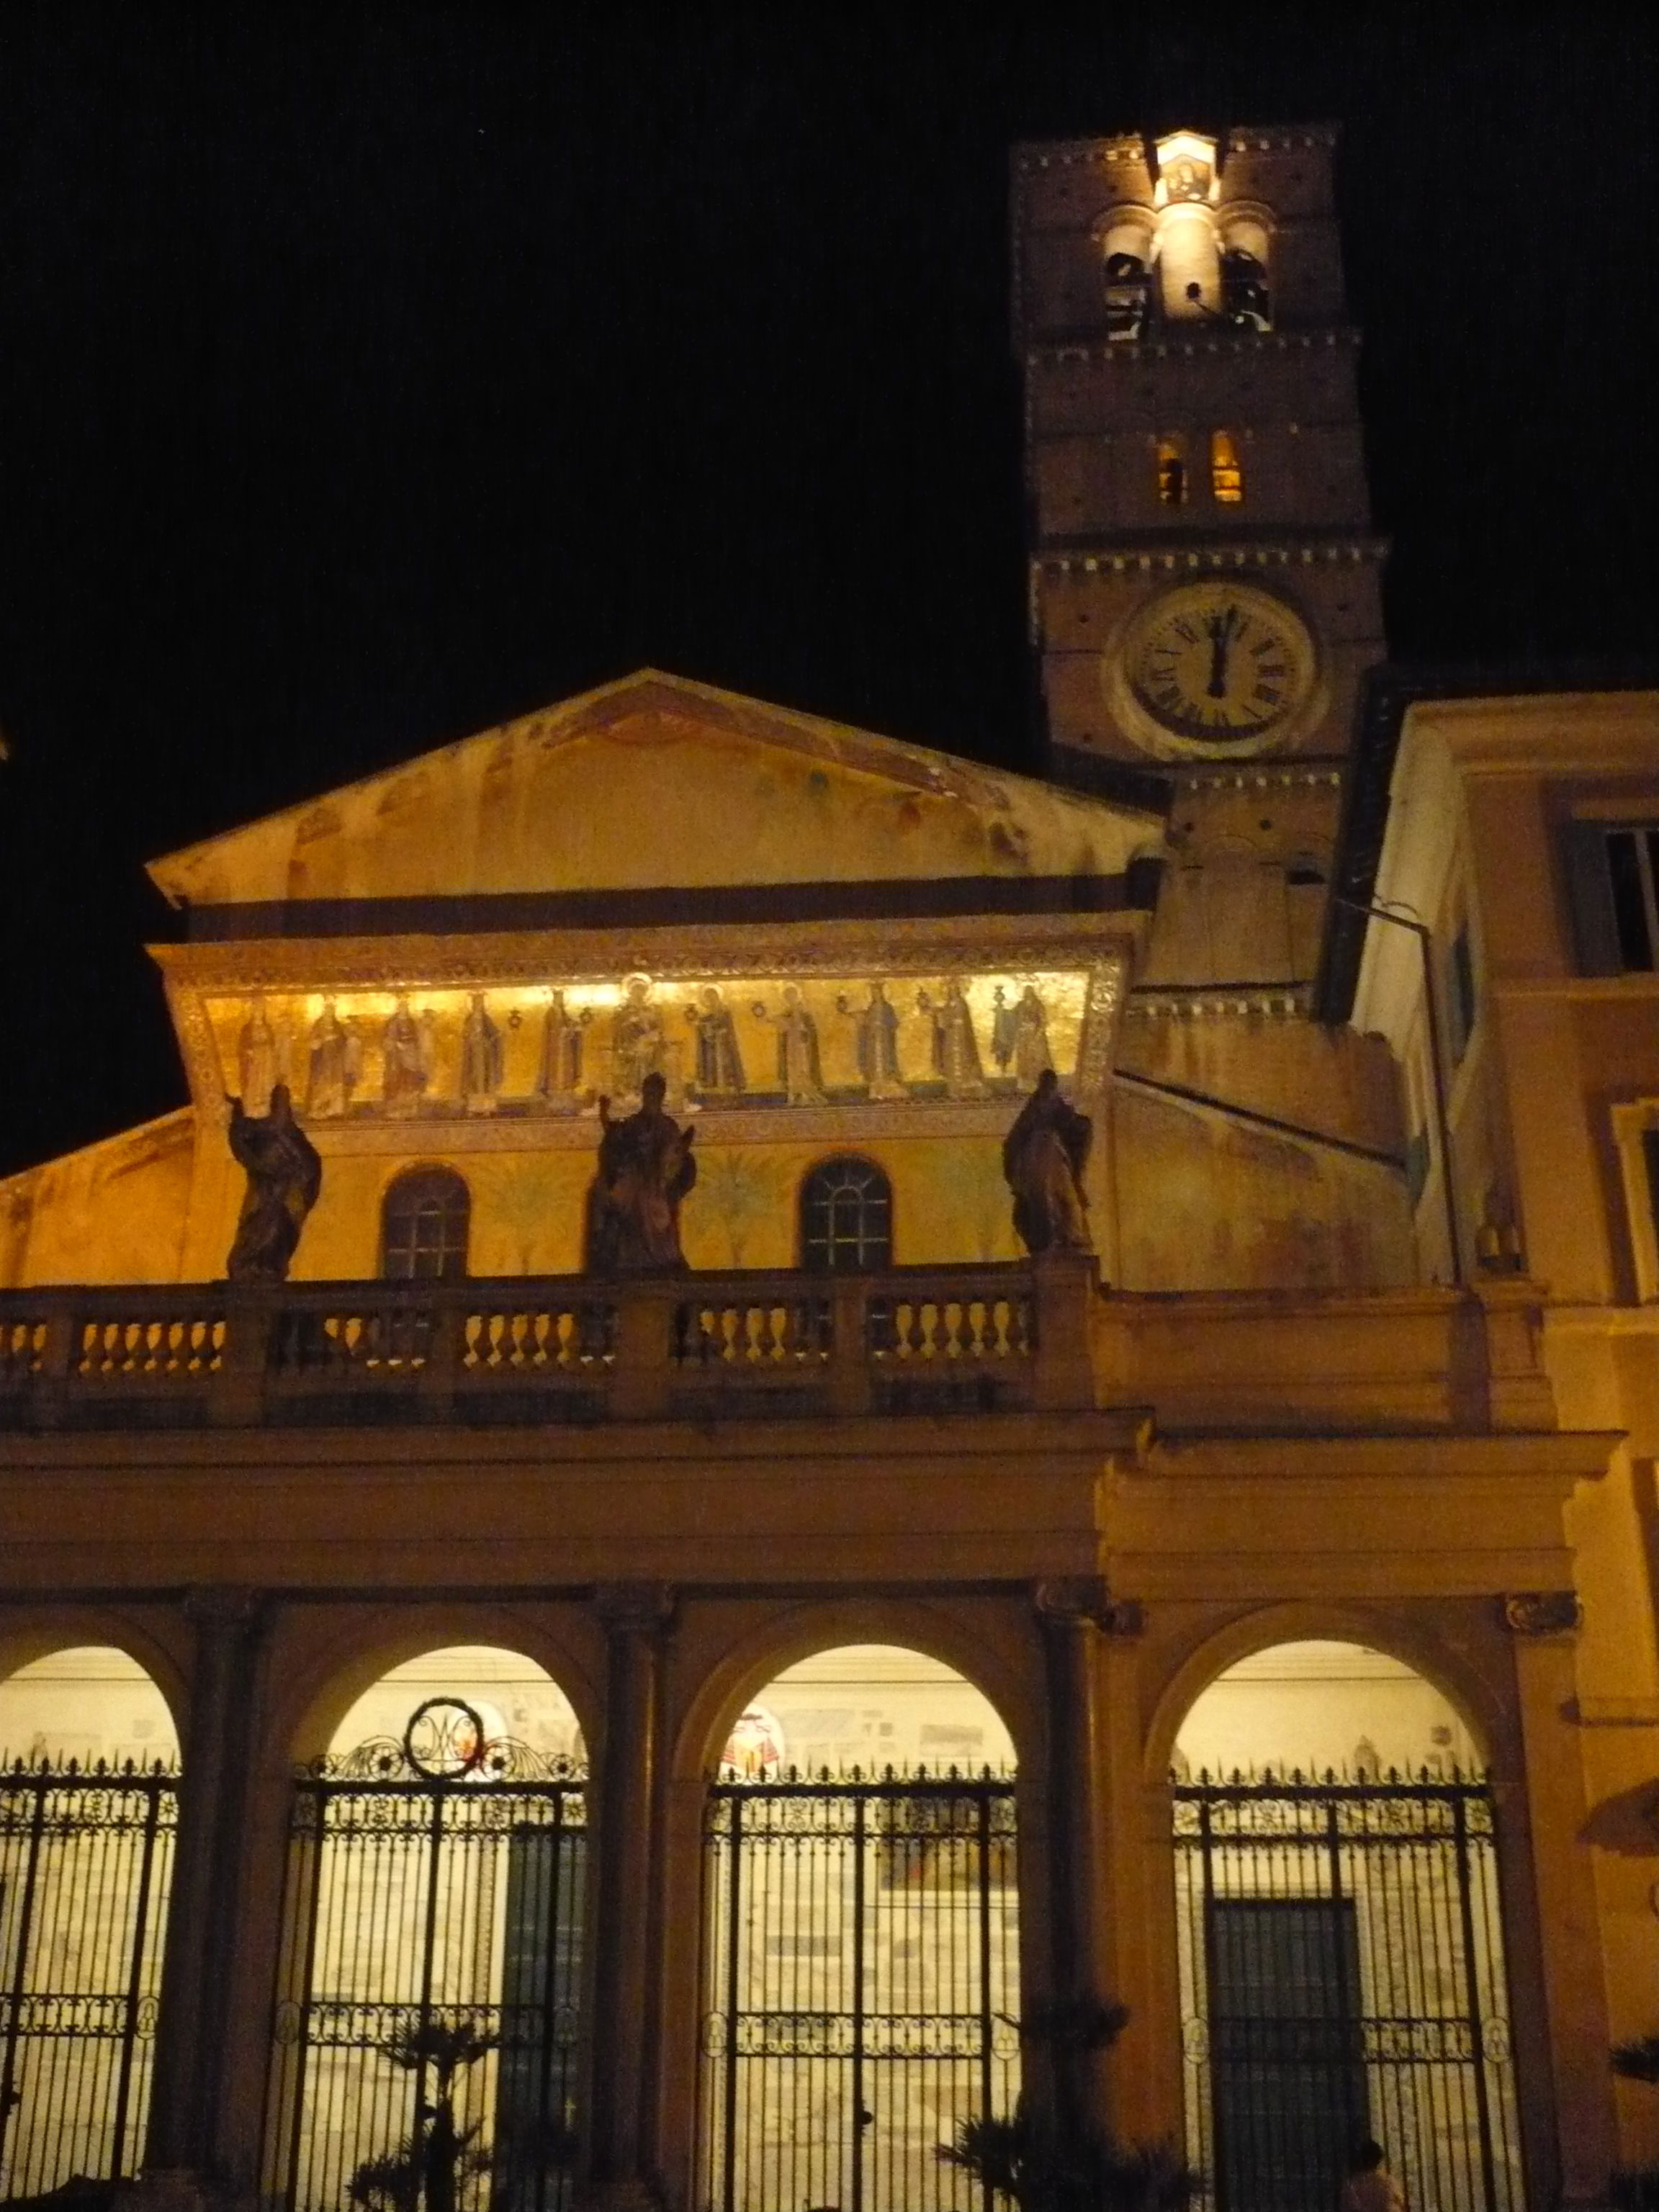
xmin=799 ymin=1156 xmax=892 ymax=1272
xmin=380 ymin=1166 xmax=471 ymax=1280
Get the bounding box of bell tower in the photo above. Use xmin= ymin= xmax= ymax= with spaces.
xmin=1012 ymin=125 xmax=1385 ymax=986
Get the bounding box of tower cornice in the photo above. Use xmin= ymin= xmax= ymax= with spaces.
xmin=1033 ymin=538 xmax=1388 ymax=578
xmin=1012 ymin=123 xmax=1341 ymax=176
xmin=1027 ymin=326 xmax=1360 ymax=369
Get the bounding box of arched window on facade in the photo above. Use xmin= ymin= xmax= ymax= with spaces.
xmin=380 ymin=1166 xmax=471 ymax=1281
xmin=1156 ymin=436 xmax=1188 ymax=507
xmin=1210 ymin=428 xmax=1244 ymax=504
xmin=800 ymin=1156 xmax=892 ymax=1272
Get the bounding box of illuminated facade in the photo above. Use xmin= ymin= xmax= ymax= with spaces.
xmin=0 ymin=120 xmax=1653 ymax=2212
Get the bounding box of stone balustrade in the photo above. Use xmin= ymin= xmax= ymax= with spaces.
xmin=0 ymin=1259 xmax=1067 ymax=1429
xmin=0 ymin=1262 xmax=1558 ymax=1435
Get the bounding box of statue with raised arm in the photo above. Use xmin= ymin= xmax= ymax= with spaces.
xmin=1002 ymin=1069 xmax=1092 ymax=1258
xmin=225 ymin=1082 xmax=323 ymax=1283
xmin=587 ymin=1071 xmax=697 ymax=1274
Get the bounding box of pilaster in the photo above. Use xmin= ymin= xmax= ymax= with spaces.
xmin=1504 ymin=1590 xmax=1617 ymax=2211
xmin=139 ymin=1586 xmax=266 ymax=2203
xmin=585 ymin=1581 xmax=675 ymax=2212
xmin=1035 ymin=1578 xmax=1121 ymax=2132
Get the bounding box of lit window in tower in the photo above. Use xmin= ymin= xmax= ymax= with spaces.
xmin=1156 ymin=438 xmax=1187 ymax=506
xmin=1211 ymin=431 xmax=1244 ymax=503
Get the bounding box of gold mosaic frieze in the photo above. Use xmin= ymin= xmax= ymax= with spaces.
xmin=201 ymin=968 xmax=1094 ymax=1123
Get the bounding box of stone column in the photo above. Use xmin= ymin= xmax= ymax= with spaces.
xmin=140 ymin=1586 xmax=265 ymax=2204
xmin=585 ymin=1582 xmax=675 ymax=2212
xmin=1035 ymin=1579 xmax=1115 ymax=2136
xmin=1503 ymin=1591 xmax=1617 ymax=2211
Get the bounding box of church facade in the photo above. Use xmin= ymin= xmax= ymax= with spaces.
xmin=0 ymin=122 xmax=1653 ymax=2212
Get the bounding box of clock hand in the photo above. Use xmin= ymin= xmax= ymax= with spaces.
xmin=1205 ymin=609 xmax=1231 ymax=699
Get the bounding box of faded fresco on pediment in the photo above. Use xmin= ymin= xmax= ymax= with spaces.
xmin=205 ymin=969 xmax=1089 ymax=1124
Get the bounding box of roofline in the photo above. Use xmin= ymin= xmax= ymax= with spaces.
xmin=145 ymin=665 xmax=1164 ymax=908
xmin=1311 ymin=657 xmax=1659 ymax=1025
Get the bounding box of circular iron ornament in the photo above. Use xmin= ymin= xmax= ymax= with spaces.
xmin=403 ymin=1696 xmax=489 ymax=1782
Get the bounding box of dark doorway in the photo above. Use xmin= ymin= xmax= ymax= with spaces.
xmin=1208 ymin=1897 xmax=1367 ymax=2212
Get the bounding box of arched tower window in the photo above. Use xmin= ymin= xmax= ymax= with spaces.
xmin=380 ymin=1166 xmax=470 ymax=1281
xmin=1220 ymin=212 xmax=1274 ymax=331
xmin=1210 ymin=429 xmax=1244 ymax=504
xmin=800 ymin=1156 xmax=892 ymax=1272
xmin=1097 ymin=204 xmax=1156 ymax=342
xmin=1156 ymin=436 xmax=1188 ymax=507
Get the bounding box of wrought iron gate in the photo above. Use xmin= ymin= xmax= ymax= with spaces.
xmin=261 ymin=1699 xmax=587 ymax=2212
xmin=0 ymin=1755 xmax=176 ymax=2195
xmin=698 ymin=1771 xmax=1020 ymax=2212
xmin=1174 ymin=1771 xmax=1525 ymax=2212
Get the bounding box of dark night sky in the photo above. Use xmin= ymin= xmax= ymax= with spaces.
xmin=0 ymin=5 xmax=1653 ymax=1177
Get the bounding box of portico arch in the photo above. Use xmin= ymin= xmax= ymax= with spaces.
xmin=678 ymin=1595 xmax=1035 ymax=1784
xmin=693 ymin=1634 xmax=1023 ymax=2212
xmin=259 ymin=1640 xmax=590 ymax=2212
xmin=1155 ymin=1622 xmax=1524 ymax=2212
xmin=0 ymin=1642 xmax=181 ymax=2194
xmin=274 ymin=1603 xmax=601 ymax=1771
xmin=1145 ymin=1602 xmax=1498 ymax=1786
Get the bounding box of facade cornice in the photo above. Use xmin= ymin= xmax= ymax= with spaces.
xmin=150 ymin=912 xmax=1141 ymax=992
xmin=1028 ymin=326 xmax=1359 ymax=367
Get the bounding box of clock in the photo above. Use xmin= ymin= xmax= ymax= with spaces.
xmin=1112 ymin=582 xmax=1318 ymax=757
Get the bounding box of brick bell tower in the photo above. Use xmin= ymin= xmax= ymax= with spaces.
xmin=1012 ymin=125 xmax=1385 ymax=989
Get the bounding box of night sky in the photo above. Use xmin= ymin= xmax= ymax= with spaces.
xmin=0 ymin=6 xmax=1653 ymax=1177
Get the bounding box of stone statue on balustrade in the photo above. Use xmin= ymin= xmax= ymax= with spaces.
xmin=685 ymin=986 xmax=745 ymax=1099
xmin=752 ymin=986 xmax=826 ymax=1105
xmin=536 ymin=989 xmax=591 ymax=1109
xmin=1002 ymin=1069 xmax=1092 ymax=1258
xmin=225 ymin=1084 xmax=323 ymax=1284
xmin=918 ymin=976 xmax=987 ymax=1098
xmin=459 ymin=993 xmax=503 ymax=1113
xmin=837 ymin=979 xmax=907 ymax=1101
xmin=587 ymin=1072 xmax=697 ymax=1274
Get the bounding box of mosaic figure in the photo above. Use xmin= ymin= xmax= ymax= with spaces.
xmin=685 ymin=986 xmax=745 ymax=1098
xmin=611 ymin=975 xmax=668 ymax=1101
xmin=1002 ymin=1069 xmax=1092 ymax=1257
xmin=753 ymin=985 xmax=825 ymax=1105
xmin=236 ymin=995 xmax=282 ymax=1115
xmin=536 ymin=989 xmax=591 ymax=1107
xmin=225 ymin=1084 xmax=323 ymax=1284
xmin=992 ymin=984 xmax=1053 ymax=1084
xmin=918 ymin=977 xmax=987 ymax=1099
xmin=837 ymin=979 xmax=907 ymax=1100
xmin=588 ymin=1072 xmax=696 ymax=1274
xmin=306 ymin=999 xmax=361 ymax=1119
xmin=459 ymin=993 xmax=503 ymax=1112
xmin=381 ymin=997 xmax=433 ymax=1113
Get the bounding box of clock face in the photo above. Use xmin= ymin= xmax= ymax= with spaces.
xmin=1120 ymin=583 xmax=1316 ymax=754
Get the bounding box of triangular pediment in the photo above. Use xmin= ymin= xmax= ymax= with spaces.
xmin=149 ymin=670 xmax=1161 ymax=909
